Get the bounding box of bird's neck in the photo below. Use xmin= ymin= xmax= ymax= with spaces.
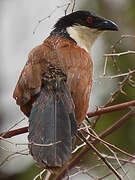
xmin=50 ymin=25 xmax=102 ymax=52
xmin=50 ymin=28 xmax=75 ymax=42
xmin=67 ymin=25 xmax=102 ymax=52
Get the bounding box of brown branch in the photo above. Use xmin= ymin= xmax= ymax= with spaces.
xmin=99 ymin=109 xmax=135 ymax=138
xmin=87 ymin=100 xmax=135 ymax=118
xmin=82 ymin=129 xmax=135 ymax=159
xmin=1 ymin=100 xmax=135 ymax=139
xmin=99 ymin=158 xmax=134 ymax=180
xmin=54 ymin=109 xmax=135 ymax=180
xmin=77 ymin=132 xmax=123 ymax=180
xmin=0 ymin=127 xmax=28 ymax=138
xmin=1 ymin=105 xmax=134 ymax=178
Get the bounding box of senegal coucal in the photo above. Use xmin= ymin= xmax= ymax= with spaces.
xmin=13 ymin=10 xmax=118 ymax=168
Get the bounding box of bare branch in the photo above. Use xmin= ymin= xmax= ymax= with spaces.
xmin=33 ymin=1 xmax=77 ymax=34
xmin=112 ymin=35 xmax=135 ymax=51
xmin=55 ymin=109 xmax=135 ymax=180
xmin=83 ymin=128 xmax=131 ymax=179
xmin=100 ymin=69 xmax=135 ymax=79
xmin=82 ymin=129 xmax=135 ymax=159
xmin=77 ymin=132 xmax=123 ymax=180
xmin=103 ymin=155 xmax=135 ymax=165
xmin=33 ymin=169 xmax=46 ymax=180
xmin=1 ymin=100 xmax=135 ymax=139
xmin=99 ymin=157 xmax=134 ymax=180
xmin=103 ymin=57 xmax=108 ymax=76
xmin=71 ymin=0 xmax=76 ymax=12
xmin=0 ymin=127 xmax=28 ymax=138
xmin=103 ymin=34 xmax=135 ymax=75
xmin=104 ymin=50 xmax=135 ymax=57
xmin=0 ymin=136 xmax=60 ymax=147
xmin=0 ymin=149 xmax=28 ymax=167
xmin=87 ymin=100 xmax=135 ymax=118
xmin=104 ymin=74 xmax=130 ymax=106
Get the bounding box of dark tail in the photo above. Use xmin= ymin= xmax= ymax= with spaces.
xmin=28 ymin=80 xmax=77 ymax=168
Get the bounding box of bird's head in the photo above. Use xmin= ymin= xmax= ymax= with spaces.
xmin=51 ymin=10 xmax=118 ymax=52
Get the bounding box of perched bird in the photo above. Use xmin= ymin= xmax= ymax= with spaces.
xmin=13 ymin=10 xmax=118 ymax=168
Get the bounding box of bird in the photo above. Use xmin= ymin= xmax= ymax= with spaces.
xmin=13 ymin=10 xmax=118 ymax=168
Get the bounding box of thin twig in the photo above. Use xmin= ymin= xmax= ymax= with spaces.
xmin=103 ymin=57 xmax=108 ymax=76
xmin=82 ymin=127 xmax=134 ymax=179
xmin=77 ymin=131 xmax=123 ymax=180
xmin=112 ymin=35 xmax=135 ymax=51
xmin=71 ymin=0 xmax=76 ymax=12
xmin=33 ymin=3 xmax=72 ymax=34
xmin=83 ymin=128 xmax=130 ymax=179
xmin=104 ymin=74 xmax=130 ymax=106
xmin=54 ymin=109 xmax=135 ymax=180
xmin=99 ymin=157 xmax=134 ymax=180
xmin=92 ymin=72 xmax=132 ymax=128
xmin=64 ymin=3 xmax=71 ymax=15
xmin=82 ymin=129 xmax=135 ymax=160
xmin=103 ymin=155 xmax=135 ymax=165
xmin=103 ymin=34 xmax=135 ymax=75
xmin=0 ymin=149 xmax=28 ymax=167
xmin=104 ymin=50 xmax=135 ymax=57
xmin=0 ymin=136 xmax=60 ymax=147
xmin=33 ymin=169 xmax=46 ymax=180
xmin=100 ymin=69 xmax=135 ymax=79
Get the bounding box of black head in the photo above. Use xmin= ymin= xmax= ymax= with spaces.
xmin=53 ymin=10 xmax=118 ymax=32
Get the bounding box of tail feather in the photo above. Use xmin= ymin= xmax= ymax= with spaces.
xmin=28 ymin=80 xmax=77 ymax=168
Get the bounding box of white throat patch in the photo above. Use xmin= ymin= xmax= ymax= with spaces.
xmin=67 ymin=25 xmax=102 ymax=52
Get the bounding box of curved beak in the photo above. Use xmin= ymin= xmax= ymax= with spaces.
xmin=97 ymin=19 xmax=118 ymax=31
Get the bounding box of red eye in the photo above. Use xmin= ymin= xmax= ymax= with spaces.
xmin=87 ymin=18 xmax=93 ymax=24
